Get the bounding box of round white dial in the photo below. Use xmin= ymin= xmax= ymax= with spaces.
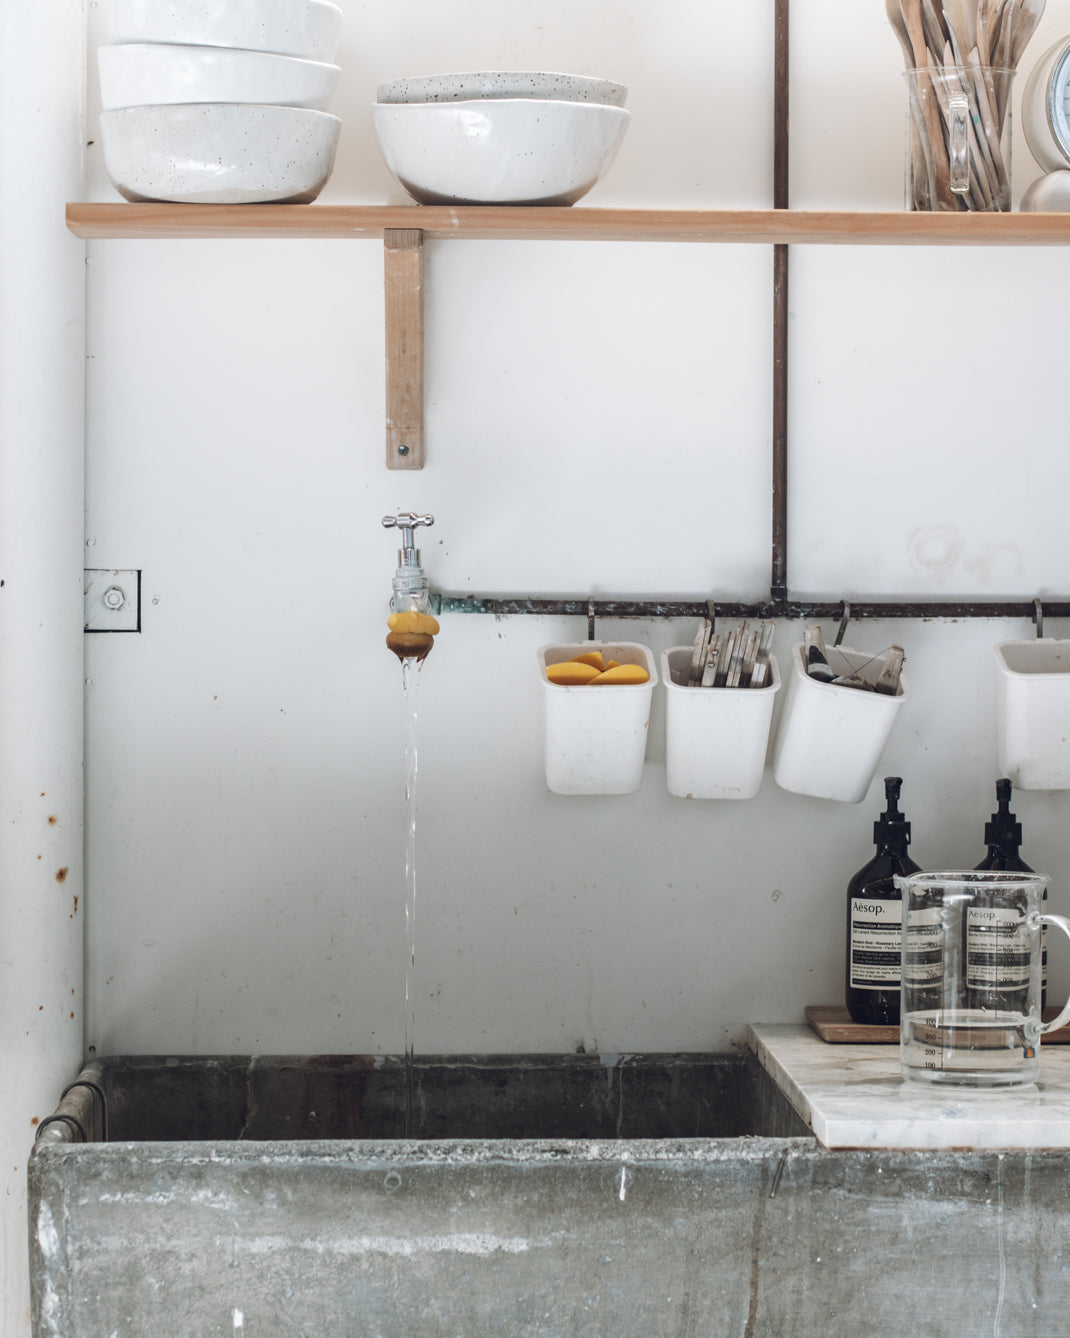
xmin=1024 ymin=38 xmax=1070 ymax=173
xmin=1049 ymin=44 xmax=1070 ymax=160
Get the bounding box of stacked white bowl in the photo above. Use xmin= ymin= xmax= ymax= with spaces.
xmin=371 ymin=71 xmax=630 ymax=206
xmin=97 ymin=0 xmax=344 ymax=204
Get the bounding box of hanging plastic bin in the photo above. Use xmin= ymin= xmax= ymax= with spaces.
xmin=994 ymin=639 xmax=1070 ymax=789
xmin=772 ymin=642 xmax=909 ymax=804
xmin=539 ymin=642 xmax=657 ymax=795
xmin=660 ymin=647 xmax=781 ymax=799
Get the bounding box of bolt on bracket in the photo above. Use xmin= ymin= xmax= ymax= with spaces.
xmin=84 ymin=569 xmax=141 ymax=633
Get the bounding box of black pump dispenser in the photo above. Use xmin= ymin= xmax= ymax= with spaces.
xmin=844 ymin=777 xmax=920 ymax=1026
xmin=980 ymin=779 xmax=1024 ymax=863
xmin=975 ymin=778 xmax=1045 ymax=1005
xmin=872 ymin=776 xmax=911 ymax=856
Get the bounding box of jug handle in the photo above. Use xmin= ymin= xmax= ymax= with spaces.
xmin=1037 ymin=913 xmax=1070 ymax=1036
xmin=948 ymin=89 xmax=970 ymax=195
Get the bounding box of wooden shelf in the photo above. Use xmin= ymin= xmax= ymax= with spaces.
xmin=67 ymin=202 xmax=1070 ymax=469
xmin=66 ymin=202 xmax=1070 ymax=245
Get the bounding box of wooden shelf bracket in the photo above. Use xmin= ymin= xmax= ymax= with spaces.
xmin=384 ymin=228 xmax=424 ymax=470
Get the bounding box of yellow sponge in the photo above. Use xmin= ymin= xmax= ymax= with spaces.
xmin=545 ymin=660 xmax=603 ymax=685
xmin=388 ymin=610 xmax=440 ymax=636
xmin=569 ymin=651 xmax=605 ymax=670
xmin=588 ymin=663 xmax=650 ymax=685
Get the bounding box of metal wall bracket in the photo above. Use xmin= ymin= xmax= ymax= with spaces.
xmin=84 ymin=569 xmax=141 ymax=633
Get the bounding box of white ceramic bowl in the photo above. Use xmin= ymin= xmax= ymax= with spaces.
xmin=102 ymin=0 xmax=344 ymax=62
xmin=371 ymin=98 xmax=630 ymax=206
xmin=98 ymin=43 xmax=340 ymax=112
xmin=376 ymin=70 xmax=627 ymax=107
xmin=100 ymin=103 xmax=341 ymax=203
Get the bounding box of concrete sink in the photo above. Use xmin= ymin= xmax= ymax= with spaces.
xmin=29 ymin=1051 xmax=1070 ymax=1336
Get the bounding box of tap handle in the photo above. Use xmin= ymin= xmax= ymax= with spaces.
xmin=382 ymin=512 xmax=434 ymax=542
xmin=382 ymin=512 xmax=434 ymax=564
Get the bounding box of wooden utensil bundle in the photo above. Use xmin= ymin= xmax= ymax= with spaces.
xmin=889 ymin=0 xmax=1046 ymax=210
xmin=687 ymin=619 xmax=775 ymax=689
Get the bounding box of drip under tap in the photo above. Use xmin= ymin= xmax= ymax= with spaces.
xmin=382 ymin=511 xmax=439 ymax=662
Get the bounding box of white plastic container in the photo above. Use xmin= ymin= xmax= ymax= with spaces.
xmin=539 ymin=642 xmax=657 ymax=795
xmin=660 ymin=647 xmax=780 ymax=800
xmin=772 ymin=642 xmax=909 ymax=804
xmin=994 ymin=639 xmax=1070 ymax=789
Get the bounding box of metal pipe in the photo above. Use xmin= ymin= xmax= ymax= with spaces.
xmin=774 ymin=0 xmax=790 ymax=211
xmin=436 ymin=594 xmax=1063 ymax=623
xmin=771 ymin=0 xmax=790 ymax=603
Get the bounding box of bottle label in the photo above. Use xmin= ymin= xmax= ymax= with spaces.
xmin=966 ymin=907 xmax=1030 ymax=991
xmin=849 ymin=897 xmax=902 ymax=990
xmin=902 ymin=907 xmax=943 ymax=986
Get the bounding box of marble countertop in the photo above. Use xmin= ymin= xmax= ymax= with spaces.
xmin=746 ymin=1023 xmax=1070 ymax=1151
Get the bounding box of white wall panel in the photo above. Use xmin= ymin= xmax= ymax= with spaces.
xmin=788 ymin=245 xmax=1070 ymax=599
xmin=0 ymin=2 xmax=85 ymax=1333
xmin=77 ymin=0 xmax=1070 ymax=1066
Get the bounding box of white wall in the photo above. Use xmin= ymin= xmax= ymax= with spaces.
xmin=0 ymin=3 xmax=86 ymax=1335
xmin=79 ymin=0 xmax=1070 ymax=1063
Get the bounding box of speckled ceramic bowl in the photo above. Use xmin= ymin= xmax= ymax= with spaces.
xmin=99 ymin=43 xmax=341 ymax=112
xmin=371 ymin=98 xmax=630 ymax=206
xmin=100 ymin=103 xmax=341 ymax=204
xmin=376 ymin=70 xmax=628 ymax=107
xmin=103 ymin=0 xmax=344 ymax=62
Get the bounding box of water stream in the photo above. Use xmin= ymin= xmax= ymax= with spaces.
xmin=401 ymin=656 xmax=421 ymax=1137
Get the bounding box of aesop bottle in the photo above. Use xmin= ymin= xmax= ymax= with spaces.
xmin=973 ymin=778 xmax=1045 ymax=1010
xmin=845 ymin=777 xmax=920 ymax=1026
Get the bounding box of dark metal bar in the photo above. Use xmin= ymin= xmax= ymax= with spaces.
xmin=771 ymin=0 xmax=790 ymax=603
xmin=771 ymin=247 xmax=789 ymax=604
xmin=774 ymin=0 xmax=790 ymax=212
xmin=435 ymin=594 xmax=1063 ymax=623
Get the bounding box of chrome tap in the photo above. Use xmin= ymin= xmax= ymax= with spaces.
xmin=382 ymin=512 xmax=437 ymax=661
xmin=382 ymin=512 xmax=434 ymax=609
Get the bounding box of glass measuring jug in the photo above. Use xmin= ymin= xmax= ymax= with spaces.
xmin=894 ymin=871 xmax=1070 ymax=1088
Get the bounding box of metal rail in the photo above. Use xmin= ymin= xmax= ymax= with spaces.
xmin=434 ymin=594 xmax=1060 ymax=626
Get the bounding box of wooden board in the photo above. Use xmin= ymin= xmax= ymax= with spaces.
xmin=383 ymin=229 xmax=424 ymax=470
xmin=65 ymin=203 xmax=1070 ymax=246
xmin=806 ymin=1006 xmax=898 ymax=1043
xmin=806 ymin=1004 xmax=1070 ymax=1045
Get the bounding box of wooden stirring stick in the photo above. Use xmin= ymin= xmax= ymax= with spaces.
xmin=901 ymin=0 xmax=954 ymax=205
